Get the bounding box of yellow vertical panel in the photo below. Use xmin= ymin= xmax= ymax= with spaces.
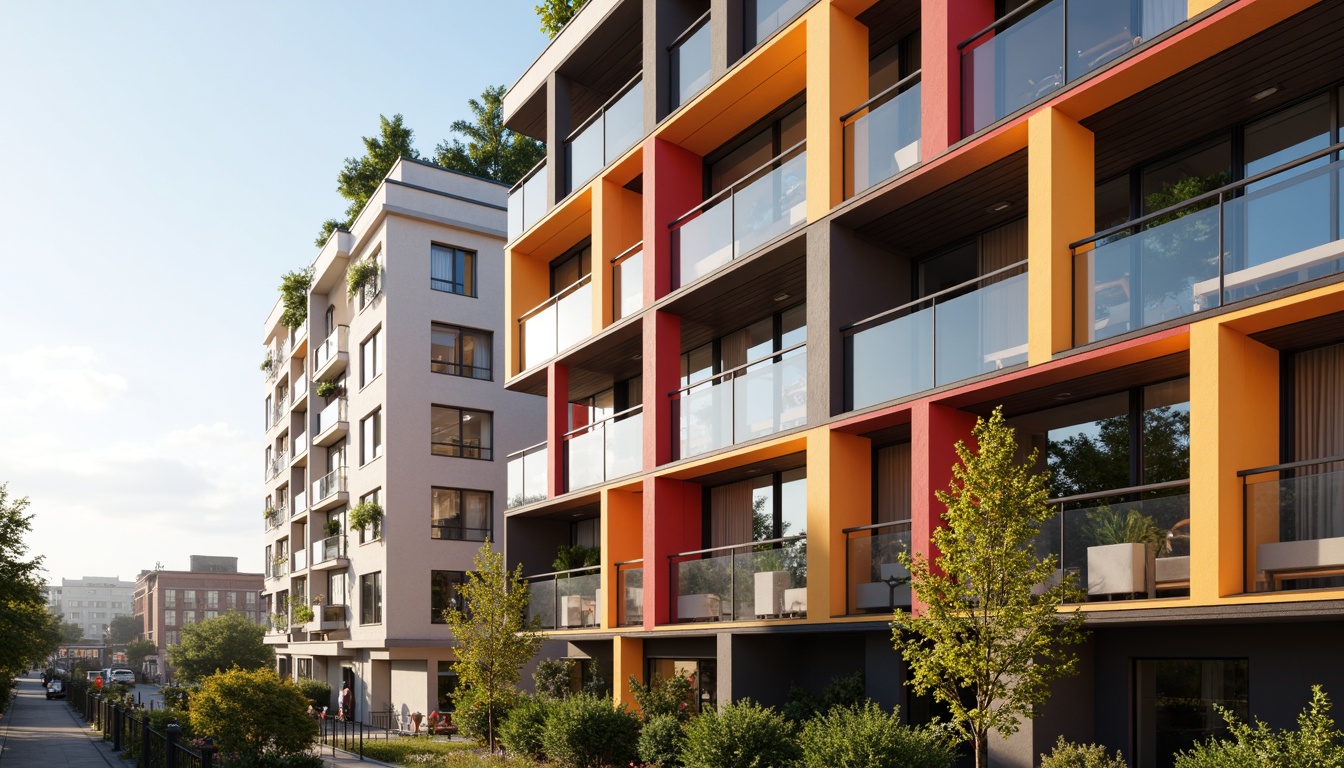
xmin=598 ymin=178 xmax=644 ymax=329
xmin=1027 ymin=108 xmax=1094 ymax=365
xmin=613 ymin=636 xmax=644 ymax=709
xmin=591 ymin=180 xmax=608 ymax=334
xmin=1188 ymin=0 xmax=1220 ymax=17
xmin=807 ymin=429 xmax=871 ymax=620
xmin=1188 ymin=321 xmax=1278 ymax=602
xmin=506 ymin=248 xmax=549 ymax=379
xmin=603 ymin=488 xmax=644 ymax=629
xmin=805 ymin=4 xmax=869 ymax=221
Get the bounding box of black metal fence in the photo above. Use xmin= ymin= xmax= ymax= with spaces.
xmin=75 ymin=689 xmax=215 ymax=768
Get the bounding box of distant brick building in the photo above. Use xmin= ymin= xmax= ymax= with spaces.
xmin=133 ymin=556 xmax=264 ymax=680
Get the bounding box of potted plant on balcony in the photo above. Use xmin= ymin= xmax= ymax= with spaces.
xmin=1085 ymin=505 xmax=1165 ymax=598
xmin=349 ymin=502 xmax=383 ymax=534
xmin=271 ymin=612 xmax=289 ymax=632
xmin=346 ymin=260 xmax=379 ymax=300
xmin=292 ymin=603 xmax=315 ymax=625
xmin=260 ymin=354 xmax=274 ymax=373
xmin=263 ymin=506 xmax=279 ymax=527
xmin=324 ymin=519 xmax=342 ymax=538
xmin=752 ymin=546 xmax=792 ymax=619
xmin=315 ymin=380 xmax=345 ymax=399
xmin=278 ymin=267 xmax=313 ymax=329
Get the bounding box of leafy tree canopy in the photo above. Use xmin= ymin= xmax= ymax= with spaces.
xmin=315 ymin=114 xmax=420 ymax=247
xmin=190 ymin=667 xmax=318 ymax=757
xmin=0 ymin=483 xmax=61 ymax=698
xmin=536 ymin=0 xmax=590 ymax=39
xmin=107 ymin=614 xmax=139 ymax=645
xmin=125 ymin=638 xmax=156 ymax=666
xmin=168 ymin=611 xmax=274 ymax=683
xmin=434 ymin=85 xmax=546 ymax=187
xmin=58 ymin=619 xmax=84 ymax=644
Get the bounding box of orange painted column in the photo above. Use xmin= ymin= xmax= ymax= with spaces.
xmin=547 ymin=362 xmax=570 ymax=499
xmin=643 ymin=136 xmax=703 ymax=303
xmin=643 ymin=311 xmax=682 ymax=470
xmin=807 ymin=429 xmax=871 ymax=620
xmin=910 ymin=401 xmax=978 ymax=614
xmin=602 ymin=488 xmax=645 ymax=630
xmin=643 ymin=475 xmax=703 ymax=629
xmin=613 ymin=636 xmax=645 ymax=709
xmin=921 ymin=0 xmax=994 ymax=159
xmin=804 ymin=2 xmax=868 ymax=219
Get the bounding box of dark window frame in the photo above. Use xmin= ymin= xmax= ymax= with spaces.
xmin=430 ymin=405 xmax=494 ymax=460
xmin=430 ymin=487 xmax=494 ymax=542
xmin=430 ymin=243 xmax=478 ymax=297
xmin=430 ymin=322 xmax=494 ymax=381
xmin=430 ymin=570 xmax=470 ymax=624
xmin=359 ymin=572 xmax=382 ymax=625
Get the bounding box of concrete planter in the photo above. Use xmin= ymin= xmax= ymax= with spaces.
xmin=1087 ymin=543 xmax=1151 ymax=597
xmin=754 ymin=571 xmax=792 ymax=618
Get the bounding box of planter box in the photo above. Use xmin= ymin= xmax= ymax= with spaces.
xmin=782 ymin=587 xmax=807 ymax=616
xmin=754 ymin=571 xmax=792 ymax=618
xmin=677 ymin=594 xmax=722 ymax=622
xmin=1087 ymin=543 xmax=1150 ymax=597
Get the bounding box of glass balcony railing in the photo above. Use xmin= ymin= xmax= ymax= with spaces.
xmin=670 ymin=536 xmax=807 ymax=622
xmin=747 ymin=0 xmax=812 ymax=49
xmin=506 ymin=442 xmax=548 ymax=509
xmin=675 ymin=344 xmax=807 ymax=461
xmin=612 ymin=243 xmax=645 ymax=322
xmin=843 ymin=520 xmax=912 ymax=615
xmin=526 ymin=566 xmax=601 ymax=629
xmin=508 ymin=160 xmax=549 ymax=241
xmin=292 ymin=428 xmax=307 ymax=455
xmin=311 ymin=535 xmax=347 ymax=567
xmin=265 ymin=450 xmax=289 ymax=482
xmin=566 ymin=406 xmax=643 ymax=492
xmin=1074 ymin=145 xmax=1344 ymax=345
xmin=314 ymin=397 xmax=347 ymax=436
xmin=312 ymin=466 xmax=347 ymax=504
xmin=566 ymin=76 xmax=644 ymax=193
xmin=519 ymin=276 xmax=592 ymax=371
xmin=960 ymin=0 xmax=1188 ymax=135
xmin=671 ymin=142 xmax=807 ymax=290
xmin=1035 ymin=480 xmax=1190 ymax=602
xmin=291 ymin=548 xmax=307 ymax=572
xmin=312 ymin=325 xmax=348 ymax=374
xmin=845 ymin=262 xmax=1028 ymax=411
xmin=843 ymin=73 xmax=921 ymax=198
xmin=1243 ymin=458 xmax=1344 ymax=593
xmin=269 ymin=394 xmax=289 ymax=430
xmin=291 ymin=374 xmax=307 ymax=405
xmin=616 ymin=560 xmax=644 ymax=627
xmin=320 ymin=604 xmax=348 ymax=630
xmin=670 ymin=13 xmax=711 ymax=110
xmin=292 ymin=490 xmax=307 ymax=517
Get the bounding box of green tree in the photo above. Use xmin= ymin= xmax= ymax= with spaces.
xmin=0 ymin=484 xmax=61 ymax=711
xmin=168 ymin=611 xmax=274 ymax=683
xmin=1175 ymin=685 xmax=1344 ymax=768
xmin=445 ymin=541 xmax=546 ymax=749
xmin=189 ymin=667 xmax=318 ymax=757
xmin=278 ymin=267 xmax=313 ymax=330
xmin=316 ymin=114 xmax=421 ymax=247
xmin=433 ymin=85 xmax=546 ymax=186
xmin=125 ymin=638 xmax=156 ymax=668
xmin=106 ymin=614 xmax=139 ymax=645
xmin=535 ymin=0 xmax=589 ymax=38
xmin=892 ymin=408 xmax=1088 ymax=768
xmin=57 ymin=619 xmax=84 ymax=644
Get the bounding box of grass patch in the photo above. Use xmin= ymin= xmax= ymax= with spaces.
xmin=351 ymin=738 xmax=482 ymax=765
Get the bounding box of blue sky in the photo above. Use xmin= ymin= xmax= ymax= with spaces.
xmin=0 ymin=1 xmax=549 ymax=585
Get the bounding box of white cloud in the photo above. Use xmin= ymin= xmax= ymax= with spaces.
xmin=0 ymin=345 xmax=127 ymax=412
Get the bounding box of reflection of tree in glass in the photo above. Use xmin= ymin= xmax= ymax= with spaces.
xmin=1142 ymin=406 xmax=1191 ymax=486
xmin=1047 ymin=407 xmax=1189 ymax=500
xmin=1139 ymin=172 xmax=1230 ymax=308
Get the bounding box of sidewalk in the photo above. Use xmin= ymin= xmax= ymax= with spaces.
xmin=0 ymin=676 xmax=120 ymax=767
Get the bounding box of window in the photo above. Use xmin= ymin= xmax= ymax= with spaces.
xmin=360 ymin=409 xmax=383 ymax=464
xmin=431 ymin=488 xmax=493 ymax=541
xmin=183 ymin=591 xmax=197 ymax=609
xmin=183 ymin=612 xmax=196 ymax=625
xmin=165 ymin=590 xmax=176 ymax=608
xmin=431 ymin=323 xmax=492 ymax=380
xmin=360 ymin=329 xmax=382 ymax=388
xmin=296 ymin=658 xmax=313 ymax=680
xmin=431 ymin=406 xmax=493 ymax=459
xmin=205 ymin=611 xmax=218 ymax=620
xmin=356 ymin=255 xmax=380 ymax=309
xmin=206 ymin=591 xmax=219 ymax=609
xmin=707 ymin=467 xmax=807 ymax=547
xmin=165 ymin=631 xmax=179 ymax=646
xmin=431 ymin=244 xmax=476 ymax=296
xmin=550 ymin=244 xmax=591 ymax=294
xmin=1134 ymin=659 xmax=1248 ymax=768
xmin=225 ymin=592 xmax=236 ymax=609
xmin=357 ymin=489 xmax=382 ymax=544
xmin=244 ymin=591 xmax=256 ymax=607
xmin=328 ymin=572 xmax=348 ymax=607
xmin=430 ymin=570 xmax=468 ymax=623
xmin=360 ymin=572 xmax=383 ymax=624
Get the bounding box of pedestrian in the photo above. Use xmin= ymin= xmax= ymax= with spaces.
xmin=341 ymin=684 xmax=353 ymax=722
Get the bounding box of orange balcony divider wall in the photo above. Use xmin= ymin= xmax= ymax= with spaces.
xmin=596 ymin=177 xmax=643 ymax=328
xmin=602 ymin=487 xmax=644 ymax=629
xmin=922 ymin=0 xmax=994 ymax=156
xmin=643 ymin=137 xmax=703 ymax=303
xmin=613 ymin=636 xmax=644 ymax=710
xmin=643 ymin=475 xmax=703 ymax=630
xmin=807 ymin=429 xmax=871 ymax=620
xmin=911 ymin=402 xmax=978 ymax=615
xmin=805 ymin=3 xmax=868 ymax=219
xmin=643 ymin=310 xmax=682 ymax=470
xmin=547 ymin=362 xmax=570 ymax=498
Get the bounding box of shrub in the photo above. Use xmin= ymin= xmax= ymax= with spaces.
xmin=1039 ymin=737 xmax=1128 ymax=768
xmin=294 ymin=679 xmax=332 ymax=711
xmin=1175 ymin=685 xmax=1344 ymax=768
xmin=630 ymin=673 xmax=694 ymax=722
xmin=800 ymin=702 xmax=957 ymax=768
xmin=454 ymin=687 xmax=514 ymax=746
xmin=540 ymin=693 xmax=640 ymax=768
xmin=640 ymin=713 xmax=689 ymax=768
xmin=682 ymin=700 xmax=801 ymax=768
xmin=358 ymin=738 xmax=477 ymax=764
xmin=349 ymin=501 xmax=383 ymax=533
xmin=782 ymin=672 xmax=867 ymax=722
xmin=499 ymin=695 xmax=551 ymax=759
xmin=189 ymin=667 xmax=317 ymax=757
xmin=147 ymin=707 xmax=193 ymax=738
xmin=226 ymin=753 xmax=326 ymax=768
xmin=534 ymin=658 xmax=574 ymax=700
xmin=347 ymin=259 xmax=379 ymax=299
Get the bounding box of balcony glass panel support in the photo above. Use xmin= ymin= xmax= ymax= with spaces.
xmin=507 ymin=442 xmax=548 ymax=509
xmin=566 ymin=406 xmax=644 ymax=492
xmin=1243 ymin=458 xmax=1344 ymax=593
xmin=312 ymin=325 xmax=348 ymax=373
xmin=508 ymin=160 xmax=550 ymax=241
xmin=843 ymin=521 xmax=912 ymax=614
xmin=676 ymin=345 xmax=807 ymax=461
xmin=669 ymin=537 xmax=807 ymax=622
xmin=843 ymin=75 xmax=922 ymax=198
xmin=312 ymin=466 xmax=347 ymax=504
xmin=670 ymin=16 xmax=712 ymax=110
xmin=566 ymin=77 xmax=644 ymax=193
xmin=525 ymin=566 xmax=601 ymax=630
xmin=519 ymin=276 xmax=593 ymax=371
xmin=616 ymin=561 xmax=644 ymax=626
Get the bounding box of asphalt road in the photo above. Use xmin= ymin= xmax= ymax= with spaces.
xmin=0 ymin=674 xmax=120 ymax=767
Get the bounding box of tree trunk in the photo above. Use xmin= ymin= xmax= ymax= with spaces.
xmin=973 ymin=730 xmax=987 ymax=768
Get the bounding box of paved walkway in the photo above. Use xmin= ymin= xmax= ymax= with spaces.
xmin=0 ymin=675 xmax=120 ymax=767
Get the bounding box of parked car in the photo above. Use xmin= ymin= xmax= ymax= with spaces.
xmin=46 ymin=680 xmax=65 ymax=699
xmin=109 ymin=669 xmax=136 ymax=686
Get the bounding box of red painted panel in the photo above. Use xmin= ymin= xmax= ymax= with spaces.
xmin=643 ymin=136 xmax=704 ymax=303
xmin=643 ymin=475 xmax=703 ymax=629
xmin=911 ymin=401 xmax=979 ymax=615
xmin=922 ymin=0 xmax=996 ymax=158
xmin=643 ymin=311 xmax=682 ymax=470
xmin=547 ymin=362 xmax=570 ymax=498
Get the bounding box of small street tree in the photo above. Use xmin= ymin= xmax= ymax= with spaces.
xmin=0 ymin=483 xmax=61 ymax=710
xmin=536 ymin=0 xmax=590 ymax=38
xmin=434 ymin=85 xmax=546 ymax=186
xmin=316 ymin=113 xmax=421 ymax=247
xmin=190 ymin=667 xmax=318 ymax=757
xmin=445 ymin=541 xmax=546 ymax=749
xmin=125 ymin=638 xmax=156 ymax=669
xmin=892 ymin=408 xmax=1087 ymax=768
xmin=106 ymin=614 xmax=139 ymax=645
xmin=169 ymin=611 xmax=274 ymax=683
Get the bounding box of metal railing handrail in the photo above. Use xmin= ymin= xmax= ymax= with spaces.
xmin=839 ymin=70 xmax=923 ymax=124
xmin=614 ymin=558 xmax=645 ymax=566
xmin=842 ymin=519 xmax=913 ymax=535
xmin=669 ymin=140 xmax=808 ymax=230
xmin=668 ymin=10 xmax=711 ymax=51
xmin=1071 ymin=140 xmax=1344 ymax=251
xmin=1238 ymin=455 xmax=1344 ymax=478
xmin=564 ymin=72 xmax=644 ymax=143
xmin=562 ymin=404 xmax=644 ymax=439
xmin=669 ymin=341 xmax=806 ymax=398
xmin=842 ymin=259 xmax=1028 ymax=334
xmin=1048 ymin=478 xmax=1189 ymax=507
xmin=610 ymin=240 xmax=644 ymax=264
xmin=506 ymin=441 xmax=548 ymax=460
xmin=669 ymin=534 xmax=806 ymax=559
xmin=509 ymin=157 xmax=549 ymax=195
xmin=517 ymin=273 xmax=593 ymax=323
xmin=524 ymin=564 xmax=602 ymax=581
xmin=957 ymin=0 xmax=1053 ymax=50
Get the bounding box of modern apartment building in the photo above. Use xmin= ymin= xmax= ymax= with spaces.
xmin=46 ymin=576 xmax=136 ymax=642
xmin=132 ymin=556 xmax=265 ymax=680
xmin=260 ymin=158 xmax=545 ymax=720
xmin=499 ymin=0 xmax=1344 ymax=765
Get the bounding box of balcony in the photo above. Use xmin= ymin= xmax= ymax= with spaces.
xmin=265 ymin=450 xmax=289 ymax=482
xmin=612 ymin=243 xmax=644 ymax=322
xmin=311 ymin=467 xmax=348 ymax=512
xmin=292 ymin=490 xmax=307 ymax=518
xmin=312 ymin=325 xmax=349 ymax=380
xmin=269 ymin=559 xmax=288 ymax=580
xmin=320 ymin=604 xmax=348 ymax=631
xmin=263 ymin=506 xmax=284 ymax=532
xmin=312 ymin=397 xmax=348 ymax=446
xmin=264 ymin=339 xmax=286 ymax=382
xmin=291 ymin=428 xmax=307 ymax=465
xmin=1243 ymin=457 xmax=1344 ymax=593
xmin=670 ymin=13 xmax=711 ymax=111
xmin=845 ymin=261 xmax=1028 ymax=411
xmin=291 ymin=548 xmax=307 ymax=573
xmin=615 ymin=560 xmax=644 ymax=627
xmin=670 ymin=536 xmax=807 ymax=622
xmin=671 ymin=142 xmax=806 ymax=291
xmin=674 ymin=344 xmax=807 ymax=461
xmin=506 ymin=442 xmax=548 ymax=509
xmin=290 ymin=374 xmax=308 ymax=412
xmin=566 ymin=75 xmax=644 ymax=194
xmin=519 ymin=275 xmax=592 ymax=372
xmin=747 ymin=0 xmax=811 ymax=50
xmin=1073 ymin=145 xmax=1344 ymax=345
xmin=843 ymin=520 xmax=911 ymax=615
xmin=1037 ymin=481 xmax=1191 ymax=601
xmin=310 ymin=535 xmax=349 ymax=571
xmin=565 ymin=406 xmax=643 ymax=492
xmin=507 ymin=160 xmax=549 ymax=242
xmin=526 ymin=566 xmax=601 ymax=629
xmin=842 ymin=72 xmax=921 ymax=198
xmin=268 ymin=394 xmax=289 ymax=433
xmin=960 ymin=0 xmax=1188 ymax=135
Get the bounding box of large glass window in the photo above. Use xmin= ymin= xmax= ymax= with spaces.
xmin=551 ymin=244 xmax=592 ymax=294
xmin=1134 ymin=659 xmax=1248 ymax=768
xmin=359 ymin=572 xmax=382 ymax=625
xmin=360 ymin=409 xmax=382 ymax=465
xmin=430 ymin=570 xmax=468 ymax=624
xmin=431 ymin=323 xmax=492 ymax=380
xmin=431 ymin=488 xmax=493 ymax=542
xmin=357 ymin=489 xmax=381 ymax=544
xmin=708 ymin=105 xmax=806 ymax=196
xmin=431 ymin=244 xmax=476 ymax=296
xmin=707 ymin=467 xmax=806 ymax=547
xmin=360 ymin=329 xmax=382 ymax=388
xmin=430 ymin=406 xmax=493 ymax=460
